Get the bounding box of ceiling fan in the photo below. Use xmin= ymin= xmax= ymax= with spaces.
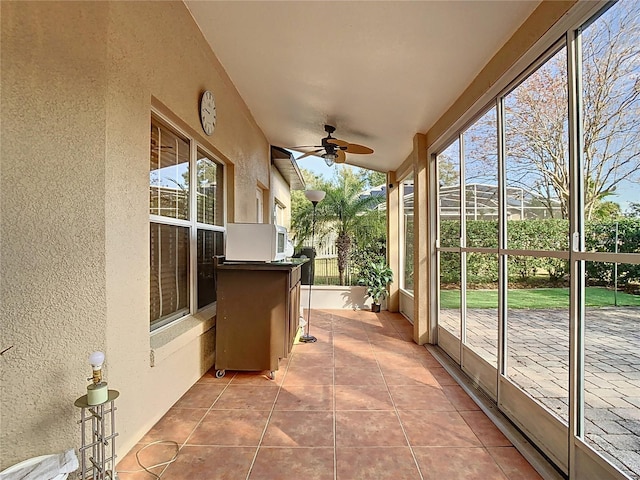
xmin=292 ymin=125 xmax=374 ymax=166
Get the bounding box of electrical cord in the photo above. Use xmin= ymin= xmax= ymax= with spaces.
xmin=116 ymin=440 xmax=179 ymax=479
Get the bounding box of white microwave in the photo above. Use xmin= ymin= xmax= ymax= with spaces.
xmin=225 ymin=223 xmax=289 ymax=262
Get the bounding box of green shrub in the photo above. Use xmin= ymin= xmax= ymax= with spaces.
xmin=585 ymin=218 xmax=640 ymax=285
xmin=439 ymin=218 xmax=640 ymax=286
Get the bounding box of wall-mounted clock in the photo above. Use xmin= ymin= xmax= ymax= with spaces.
xmin=200 ymin=90 xmax=216 ymax=136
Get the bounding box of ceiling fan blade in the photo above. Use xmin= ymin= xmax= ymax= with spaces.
xmin=289 ymin=145 xmax=323 ymax=149
xmin=336 ymin=149 xmax=347 ymax=164
xmin=344 ymin=143 xmax=374 ymax=155
xmin=326 ymin=138 xmax=349 ymax=148
xmin=296 ymin=149 xmax=324 ymax=160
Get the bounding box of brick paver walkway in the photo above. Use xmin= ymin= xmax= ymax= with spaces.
xmin=440 ymin=306 xmax=640 ymax=479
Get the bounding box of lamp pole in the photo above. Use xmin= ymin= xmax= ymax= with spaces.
xmin=300 ymin=190 xmax=325 ymax=343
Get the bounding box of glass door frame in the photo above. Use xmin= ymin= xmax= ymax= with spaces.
xmin=430 ymin=2 xmax=637 ymax=477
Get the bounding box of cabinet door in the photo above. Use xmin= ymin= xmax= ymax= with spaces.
xmin=216 ymin=269 xmax=287 ymax=372
xmin=288 ymin=280 xmax=301 ymax=353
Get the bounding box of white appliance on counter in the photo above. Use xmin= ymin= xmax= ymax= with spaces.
xmin=225 ymin=223 xmax=291 ymax=262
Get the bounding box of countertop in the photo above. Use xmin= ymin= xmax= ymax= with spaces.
xmin=217 ymin=258 xmax=308 ymax=271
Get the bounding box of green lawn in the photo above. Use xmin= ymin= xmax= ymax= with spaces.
xmin=440 ymin=287 xmax=640 ymax=309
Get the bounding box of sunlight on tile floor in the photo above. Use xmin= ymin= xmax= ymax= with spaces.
xmin=117 ymin=310 xmax=542 ymax=480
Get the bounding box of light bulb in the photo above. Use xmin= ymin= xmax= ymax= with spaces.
xmin=89 ymin=351 xmax=105 ymax=368
xmin=86 ymin=351 xmax=108 ymax=405
xmin=323 ymin=153 xmax=336 ymax=167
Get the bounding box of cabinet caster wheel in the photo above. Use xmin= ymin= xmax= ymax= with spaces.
xmin=215 ymin=369 xmax=226 ymax=379
xmin=268 ymin=371 xmax=276 ymax=381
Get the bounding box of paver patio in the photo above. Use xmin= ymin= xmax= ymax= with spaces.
xmin=440 ymin=306 xmax=640 ymax=479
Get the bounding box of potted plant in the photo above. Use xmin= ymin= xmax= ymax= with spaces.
xmin=360 ymin=260 xmax=393 ymax=312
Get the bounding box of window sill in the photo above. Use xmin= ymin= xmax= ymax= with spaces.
xmin=150 ymin=304 xmax=216 ymax=367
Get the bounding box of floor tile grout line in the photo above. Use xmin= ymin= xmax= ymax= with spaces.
xmin=332 ymin=313 xmax=338 ymax=480
xmin=338 ymin=312 xmax=424 ymax=478
xmin=244 ymin=348 xmax=292 ymax=480
xmin=145 ymin=374 xmax=236 ymax=478
xmin=127 ymin=311 xmax=543 ymax=479
xmin=179 ymin=375 xmax=237 ymax=450
xmin=378 ymin=313 xmax=426 ymax=480
xmin=385 ymin=315 xmax=514 ymax=478
xmin=123 ymin=377 xmax=234 ymax=478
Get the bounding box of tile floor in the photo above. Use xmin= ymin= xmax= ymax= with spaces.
xmin=117 ymin=310 xmax=543 ymax=479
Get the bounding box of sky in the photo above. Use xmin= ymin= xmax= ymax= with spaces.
xmin=290 ymin=150 xmax=360 ymax=181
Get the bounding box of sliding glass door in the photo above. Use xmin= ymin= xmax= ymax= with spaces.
xmin=435 ymin=2 xmax=640 ymax=477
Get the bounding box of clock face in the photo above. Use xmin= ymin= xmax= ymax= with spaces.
xmin=200 ymin=90 xmax=216 ymax=136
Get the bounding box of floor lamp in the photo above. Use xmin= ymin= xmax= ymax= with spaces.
xmin=300 ymin=189 xmax=325 ymax=343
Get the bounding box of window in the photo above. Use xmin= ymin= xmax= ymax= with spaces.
xmin=433 ymin=1 xmax=640 ymax=475
xmin=400 ymin=175 xmax=414 ymax=293
xmin=438 ymin=139 xmax=461 ymax=340
xmin=579 ymin=2 xmax=640 ymax=474
xmin=274 ymin=201 xmax=286 ymax=227
xmin=150 ymin=113 xmax=224 ymax=330
xmin=462 ymin=106 xmax=499 ymax=367
xmin=256 ymin=187 xmax=264 ymax=223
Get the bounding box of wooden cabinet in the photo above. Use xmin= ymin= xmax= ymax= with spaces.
xmin=214 ymin=260 xmax=304 ymax=378
xmin=287 ymin=265 xmax=302 ymax=355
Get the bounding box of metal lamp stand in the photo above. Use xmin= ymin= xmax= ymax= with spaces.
xmin=300 ymin=190 xmax=325 ymax=343
xmin=75 ymin=390 xmax=119 ymax=480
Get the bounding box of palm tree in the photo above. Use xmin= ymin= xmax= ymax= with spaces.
xmin=293 ymin=168 xmax=383 ymax=285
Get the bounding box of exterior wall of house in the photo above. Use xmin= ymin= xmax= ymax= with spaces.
xmin=270 ymin=166 xmax=292 ymax=229
xmin=0 ymin=1 xmax=270 ymax=468
xmin=1 ymin=2 xmax=111 ymax=467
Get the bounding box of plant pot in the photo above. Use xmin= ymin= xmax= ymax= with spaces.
xmin=371 ymin=303 xmax=381 ymax=313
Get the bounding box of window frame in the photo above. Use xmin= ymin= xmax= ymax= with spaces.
xmin=399 ymin=173 xmax=414 ymax=294
xmin=150 ymin=109 xmax=226 ymax=332
xmin=274 ymin=199 xmax=286 ymax=227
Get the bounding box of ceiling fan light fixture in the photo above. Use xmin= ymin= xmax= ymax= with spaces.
xmin=323 ymin=153 xmax=336 ymax=167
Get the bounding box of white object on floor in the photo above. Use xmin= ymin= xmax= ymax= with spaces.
xmin=0 ymin=449 xmax=78 ymax=480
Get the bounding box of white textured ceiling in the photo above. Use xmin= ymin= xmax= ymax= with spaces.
xmin=186 ymin=1 xmax=540 ymax=173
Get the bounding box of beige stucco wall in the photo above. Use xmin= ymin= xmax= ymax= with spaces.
xmin=1 ymin=1 xmax=270 ymax=469
xmin=270 ymin=166 xmax=292 ymax=229
xmin=1 ymin=2 xmax=110 ymax=465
